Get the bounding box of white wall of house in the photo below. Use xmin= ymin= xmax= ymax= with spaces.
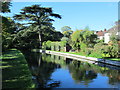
xmin=104 ymin=33 xmax=111 ymax=43
xmin=98 ymin=36 xmax=104 ymax=40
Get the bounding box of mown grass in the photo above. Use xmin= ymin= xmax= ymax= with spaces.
xmin=1 ymin=49 xmax=35 ymax=89
xmin=104 ymin=58 xmax=120 ymax=61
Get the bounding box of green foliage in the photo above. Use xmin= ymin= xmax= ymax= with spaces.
xmin=90 ymin=43 xmax=106 ymax=58
xmin=61 ymin=37 xmax=69 ymax=42
xmin=110 ymin=34 xmax=118 ymax=43
xmin=61 ymin=26 xmax=73 ymax=37
xmin=13 ymin=5 xmax=62 ymax=48
xmin=44 ymin=41 xmax=67 ymax=51
xmin=45 ymin=40 xmax=52 ymax=50
xmin=1 ymin=1 xmax=12 ymax=13
xmin=2 ymin=17 xmax=16 ymax=51
xmin=71 ymin=29 xmax=97 ymax=51
xmin=13 ymin=25 xmax=39 ymax=49
xmin=61 ymin=26 xmax=71 ymax=32
xmin=80 ymin=42 xmax=87 ymax=52
xmin=90 ymin=42 xmax=119 ymax=58
xmin=107 ymin=43 xmax=119 ymax=58
xmin=84 ymin=48 xmax=93 ymax=56
xmin=2 ymin=16 xmax=16 ymax=34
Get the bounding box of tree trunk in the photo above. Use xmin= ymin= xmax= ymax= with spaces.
xmin=39 ymin=31 xmax=42 ymax=49
xmin=38 ymin=25 xmax=42 ymax=49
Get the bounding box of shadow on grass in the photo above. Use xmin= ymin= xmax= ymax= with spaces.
xmin=2 ymin=49 xmax=35 ymax=89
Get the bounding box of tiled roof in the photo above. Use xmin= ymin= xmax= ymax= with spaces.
xmin=96 ymin=30 xmax=107 ymax=36
xmin=107 ymin=24 xmax=120 ymax=35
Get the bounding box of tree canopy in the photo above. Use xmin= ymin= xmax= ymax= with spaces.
xmin=13 ymin=5 xmax=62 ymax=49
xmin=61 ymin=26 xmax=73 ymax=37
xmin=1 ymin=0 xmax=12 ymax=13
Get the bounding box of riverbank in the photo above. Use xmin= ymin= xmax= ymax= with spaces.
xmin=1 ymin=49 xmax=35 ymax=89
xmin=33 ymin=49 xmax=120 ymax=67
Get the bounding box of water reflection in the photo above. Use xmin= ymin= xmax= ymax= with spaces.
xmin=22 ymin=51 xmax=120 ymax=88
xmin=68 ymin=61 xmax=97 ymax=85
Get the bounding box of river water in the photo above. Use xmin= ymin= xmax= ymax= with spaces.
xmin=23 ymin=51 xmax=120 ymax=88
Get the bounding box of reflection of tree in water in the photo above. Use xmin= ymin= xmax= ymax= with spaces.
xmin=68 ymin=60 xmax=97 ymax=85
xmin=22 ymin=51 xmax=120 ymax=87
xmin=108 ymin=70 xmax=120 ymax=85
xmin=22 ymin=51 xmax=61 ymax=88
xmin=35 ymin=61 xmax=60 ymax=88
xmin=41 ymin=54 xmax=120 ymax=87
xmin=89 ymin=64 xmax=120 ymax=86
xmin=99 ymin=68 xmax=120 ymax=86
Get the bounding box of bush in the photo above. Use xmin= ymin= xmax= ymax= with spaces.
xmin=91 ymin=42 xmax=119 ymax=58
xmin=85 ymin=48 xmax=93 ymax=56
xmin=80 ymin=43 xmax=87 ymax=52
xmin=107 ymin=43 xmax=119 ymax=58
xmin=46 ymin=40 xmax=52 ymax=50
xmin=89 ymin=52 xmax=103 ymax=58
xmin=90 ymin=43 xmax=107 ymax=58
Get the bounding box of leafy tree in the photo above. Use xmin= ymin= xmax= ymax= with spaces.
xmin=1 ymin=0 xmax=12 ymax=13
xmin=13 ymin=25 xmax=39 ymax=49
xmin=61 ymin=37 xmax=69 ymax=42
xmin=107 ymin=44 xmax=119 ymax=58
xmin=82 ymin=30 xmax=97 ymax=47
xmin=71 ymin=29 xmax=97 ymax=51
xmin=2 ymin=16 xmax=17 ymax=51
xmin=2 ymin=16 xmax=16 ymax=34
xmin=110 ymin=34 xmax=118 ymax=43
xmin=13 ymin=24 xmax=63 ymax=49
xmin=71 ymin=30 xmax=83 ymax=50
xmin=13 ymin=5 xmax=61 ymax=49
xmin=61 ymin=26 xmax=73 ymax=37
xmin=61 ymin=26 xmax=71 ymax=32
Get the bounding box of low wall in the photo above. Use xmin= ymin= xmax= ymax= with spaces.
xmin=44 ymin=50 xmax=120 ymax=67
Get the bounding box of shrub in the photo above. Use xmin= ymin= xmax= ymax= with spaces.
xmin=80 ymin=43 xmax=87 ymax=52
xmin=46 ymin=40 xmax=52 ymax=50
xmin=85 ymin=48 xmax=93 ymax=56
xmin=107 ymin=43 xmax=119 ymax=58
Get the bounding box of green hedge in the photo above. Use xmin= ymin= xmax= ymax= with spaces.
xmin=43 ymin=41 xmax=67 ymax=51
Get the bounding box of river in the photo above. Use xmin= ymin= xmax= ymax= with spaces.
xmin=22 ymin=51 xmax=120 ymax=88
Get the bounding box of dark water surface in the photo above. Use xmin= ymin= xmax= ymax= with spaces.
xmin=22 ymin=51 xmax=120 ymax=88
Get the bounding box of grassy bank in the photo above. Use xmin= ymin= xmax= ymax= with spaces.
xmin=47 ymin=50 xmax=120 ymax=61
xmin=0 ymin=49 xmax=35 ymax=89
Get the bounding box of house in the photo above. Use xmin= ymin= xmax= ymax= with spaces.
xmin=95 ymin=21 xmax=120 ymax=44
xmin=104 ymin=21 xmax=120 ymax=43
xmin=95 ymin=29 xmax=107 ymax=40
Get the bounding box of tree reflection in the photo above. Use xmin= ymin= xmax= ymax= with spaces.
xmin=68 ymin=60 xmax=97 ymax=85
xmin=22 ymin=51 xmax=120 ymax=88
xmin=22 ymin=51 xmax=61 ymax=88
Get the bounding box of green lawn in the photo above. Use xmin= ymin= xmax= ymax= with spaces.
xmin=104 ymin=58 xmax=120 ymax=61
xmin=1 ymin=49 xmax=35 ymax=89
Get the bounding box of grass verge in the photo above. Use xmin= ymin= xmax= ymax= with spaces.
xmin=0 ymin=49 xmax=35 ymax=89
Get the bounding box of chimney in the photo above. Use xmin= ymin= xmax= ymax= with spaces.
xmin=104 ymin=29 xmax=107 ymax=32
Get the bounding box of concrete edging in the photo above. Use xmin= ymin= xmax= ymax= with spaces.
xmin=44 ymin=50 xmax=120 ymax=67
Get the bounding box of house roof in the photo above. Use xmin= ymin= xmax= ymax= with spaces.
xmin=96 ymin=29 xmax=107 ymax=36
xmin=107 ymin=22 xmax=120 ymax=35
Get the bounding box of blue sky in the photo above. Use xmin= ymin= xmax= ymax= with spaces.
xmin=3 ymin=2 xmax=118 ymax=32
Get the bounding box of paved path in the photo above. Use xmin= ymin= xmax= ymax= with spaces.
xmin=37 ymin=49 xmax=120 ymax=67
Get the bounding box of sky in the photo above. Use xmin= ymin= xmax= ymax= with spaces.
xmin=3 ymin=2 xmax=118 ymax=32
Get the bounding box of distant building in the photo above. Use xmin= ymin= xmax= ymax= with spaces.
xmin=95 ymin=29 xmax=107 ymax=40
xmin=104 ymin=21 xmax=120 ymax=43
xmin=95 ymin=21 xmax=120 ymax=44
xmin=104 ymin=33 xmax=111 ymax=43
